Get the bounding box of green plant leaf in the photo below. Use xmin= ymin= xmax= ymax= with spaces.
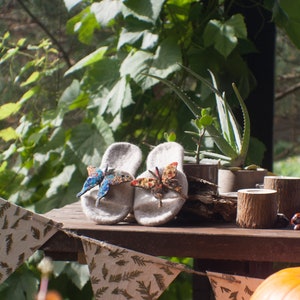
xmin=226 ymin=14 xmax=247 ymax=39
xmin=63 ymin=0 xmax=83 ymax=11
xmin=122 ymin=0 xmax=165 ymax=24
xmin=0 ymin=47 xmax=19 ymax=64
xmin=20 ymin=71 xmax=40 ymax=87
xmin=65 ymin=120 xmax=114 ymax=168
xmin=0 ymin=127 xmax=18 ymax=141
xmin=66 ymin=6 xmax=100 ymax=44
xmin=65 ymin=47 xmax=108 ymax=76
xmin=91 ymin=0 xmax=122 ymax=26
xmin=203 ymin=14 xmax=246 ymax=58
xmin=198 ymin=114 xmax=213 ymax=127
xmin=0 ymin=102 xmax=22 ymax=120
xmin=0 ymin=265 xmax=39 ymax=300
xmin=19 ymin=86 xmax=40 ymax=103
xmin=204 ymin=20 xmax=237 ymax=58
xmin=276 ymin=0 xmax=300 ymax=49
xmin=58 ymin=79 xmax=81 ymax=111
xmin=106 ymin=76 xmax=133 ymax=115
xmin=118 ymin=28 xmax=158 ymax=50
xmin=122 ymin=37 xmax=181 ymax=90
xmin=64 ymin=263 xmax=90 ymax=290
xmin=46 ymin=164 xmax=76 ymax=197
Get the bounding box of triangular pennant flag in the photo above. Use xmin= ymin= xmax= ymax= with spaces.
xmin=207 ymin=271 xmax=263 ymax=300
xmin=82 ymin=237 xmax=182 ymax=300
xmin=0 ymin=198 xmax=61 ymax=284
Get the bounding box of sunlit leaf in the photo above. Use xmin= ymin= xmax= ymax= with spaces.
xmin=0 ymin=127 xmax=18 ymax=142
xmin=0 ymin=47 xmax=19 ymax=64
xmin=19 ymin=86 xmax=40 ymax=103
xmin=122 ymin=0 xmax=165 ymax=24
xmin=65 ymin=47 xmax=108 ymax=76
xmin=20 ymin=71 xmax=40 ymax=87
xmin=91 ymin=0 xmax=122 ymax=26
xmin=66 ymin=6 xmax=100 ymax=44
xmin=64 ymin=263 xmax=90 ymax=290
xmin=0 ymin=102 xmax=22 ymax=120
xmin=63 ymin=0 xmax=83 ymax=11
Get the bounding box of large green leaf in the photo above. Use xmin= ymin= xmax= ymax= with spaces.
xmin=122 ymin=0 xmax=165 ymax=24
xmin=63 ymin=263 xmax=90 ymax=290
xmin=65 ymin=120 xmax=114 ymax=169
xmin=121 ymin=37 xmax=181 ymax=90
xmin=0 ymin=102 xmax=21 ymax=120
xmin=58 ymin=79 xmax=81 ymax=111
xmin=118 ymin=28 xmax=158 ymax=50
xmin=0 ymin=265 xmax=39 ymax=300
xmin=45 ymin=164 xmax=76 ymax=198
xmin=66 ymin=6 xmax=100 ymax=44
xmin=0 ymin=127 xmax=18 ymax=142
xmin=272 ymin=0 xmax=300 ymax=48
xmin=106 ymin=76 xmax=133 ymax=115
xmin=203 ymin=14 xmax=247 ymax=58
xmin=65 ymin=47 xmax=108 ymax=76
xmin=91 ymin=0 xmax=122 ymax=26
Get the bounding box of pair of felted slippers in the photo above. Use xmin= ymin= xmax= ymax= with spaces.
xmin=77 ymin=142 xmax=188 ymax=226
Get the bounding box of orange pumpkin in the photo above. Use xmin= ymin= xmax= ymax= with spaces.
xmin=251 ymin=267 xmax=300 ymax=299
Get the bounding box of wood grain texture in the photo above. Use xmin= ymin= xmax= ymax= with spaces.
xmin=264 ymin=176 xmax=300 ymax=219
xmin=237 ymin=189 xmax=277 ymax=229
xmin=40 ymin=201 xmax=300 ymax=264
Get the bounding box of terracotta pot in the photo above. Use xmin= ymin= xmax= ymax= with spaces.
xmin=218 ymin=168 xmax=267 ymax=194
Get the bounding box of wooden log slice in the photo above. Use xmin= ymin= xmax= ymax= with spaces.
xmin=237 ymin=188 xmax=277 ymax=229
xmin=264 ymin=176 xmax=300 ymax=220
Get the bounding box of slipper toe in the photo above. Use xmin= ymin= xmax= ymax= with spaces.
xmin=79 ymin=142 xmax=142 ymax=224
xmin=133 ymin=142 xmax=188 ymax=226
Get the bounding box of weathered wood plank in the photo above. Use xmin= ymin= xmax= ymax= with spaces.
xmin=42 ymin=201 xmax=300 ymax=263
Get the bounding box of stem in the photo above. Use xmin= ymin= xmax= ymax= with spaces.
xmin=36 ymin=276 xmax=48 ymax=300
xmin=16 ymin=0 xmax=72 ymax=68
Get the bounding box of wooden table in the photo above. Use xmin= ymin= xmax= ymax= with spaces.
xmin=42 ymin=201 xmax=300 ymax=299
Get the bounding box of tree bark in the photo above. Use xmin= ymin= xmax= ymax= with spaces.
xmin=237 ymin=189 xmax=277 ymax=228
xmin=264 ymin=176 xmax=300 ymax=220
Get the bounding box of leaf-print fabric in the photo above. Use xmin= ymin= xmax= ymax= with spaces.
xmin=82 ymin=237 xmax=181 ymax=300
xmin=207 ymin=271 xmax=263 ymax=300
xmin=0 ymin=198 xmax=60 ymax=284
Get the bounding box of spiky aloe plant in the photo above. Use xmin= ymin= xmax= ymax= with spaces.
xmin=145 ymin=65 xmax=251 ymax=167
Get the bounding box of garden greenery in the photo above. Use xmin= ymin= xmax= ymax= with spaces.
xmin=1 ymin=0 xmax=300 ymax=299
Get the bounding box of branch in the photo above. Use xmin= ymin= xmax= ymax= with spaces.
xmin=277 ymin=73 xmax=300 ymax=81
xmin=16 ymin=0 xmax=72 ymax=68
xmin=275 ymin=82 xmax=300 ymax=101
xmin=274 ymin=142 xmax=300 ymax=161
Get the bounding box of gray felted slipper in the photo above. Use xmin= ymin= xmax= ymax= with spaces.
xmin=132 ymin=142 xmax=188 ymax=226
xmin=78 ymin=142 xmax=142 ymax=224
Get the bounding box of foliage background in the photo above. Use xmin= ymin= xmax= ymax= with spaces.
xmin=1 ymin=0 xmax=300 ymax=299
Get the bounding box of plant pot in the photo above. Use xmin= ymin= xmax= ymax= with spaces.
xmin=183 ymin=163 xmax=219 ymax=184
xmin=218 ymin=168 xmax=268 ymax=194
xmin=180 ymin=163 xmax=238 ymax=222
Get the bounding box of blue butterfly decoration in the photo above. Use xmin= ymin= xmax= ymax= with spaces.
xmin=77 ymin=166 xmax=133 ymax=206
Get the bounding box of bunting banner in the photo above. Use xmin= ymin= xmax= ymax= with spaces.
xmin=0 ymin=197 xmax=61 ymax=284
xmin=0 ymin=197 xmax=264 ymax=299
xmin=207 ymin=271 xmax=263 ymax=300
xmin=82 ymin=237 xmax=182 ymax=300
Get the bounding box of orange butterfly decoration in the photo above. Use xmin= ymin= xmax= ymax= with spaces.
xmin=131 ymin=162 xmax=186 ymax=207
